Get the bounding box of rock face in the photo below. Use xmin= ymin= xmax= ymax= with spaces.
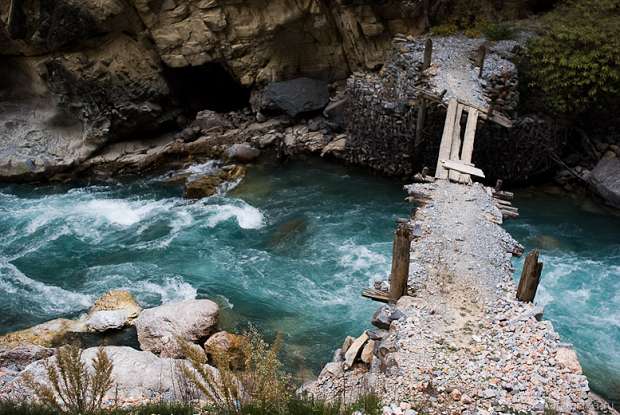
xmin=85 ymin=291 xmax=142 ymax=333
xmin=253 ymin=78 xmax=329 ymax=117
xmin=135 ymin=299 xmax=219 ymax=358
xmin=1 ymin=346 xmax=219 ymax=404
xmin=588 ymin=158 xmax=620 ymax=209
xmin=129 ymin=0 xmax=428 ymax=85
xmin=0 ymin=0 xmax=431 ymax=181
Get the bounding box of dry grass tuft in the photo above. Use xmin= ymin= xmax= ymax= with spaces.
xmin=23 ymin=344 xmax=114 ymax=415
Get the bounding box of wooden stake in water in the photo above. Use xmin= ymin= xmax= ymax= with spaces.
xmin=389 ymin=222 xmax=412 ymax=303
xmin=517 ymin=250 xmax=544 ymax=302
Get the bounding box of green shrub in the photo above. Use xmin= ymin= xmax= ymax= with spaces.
xmin=482 ymin=22 xmax=515 ymax=40
xmin=525 ymin=0 xmax=620 ymax=116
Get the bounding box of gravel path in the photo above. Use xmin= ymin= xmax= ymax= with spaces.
xmin=305 ymin=181 xmax=616 ymax=414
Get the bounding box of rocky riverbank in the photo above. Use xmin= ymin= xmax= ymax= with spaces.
xmin=303 ymin=180 xmax=617 ymax=414
xmin=0 ymin=290 xmax=242 ymax=406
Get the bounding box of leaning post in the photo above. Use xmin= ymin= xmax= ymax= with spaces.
xmin=516 ymin=250 xmax=544 ymax=302
xmin=389 ymin=221 xmax=412 ymax=304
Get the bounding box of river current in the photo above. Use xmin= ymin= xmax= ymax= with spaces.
xmin=0 ymin=161 xmax=618 ymax=402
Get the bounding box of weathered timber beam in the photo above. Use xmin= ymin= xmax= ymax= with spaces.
xmin=389 ymin=222 xmax=412 ymax=304
xmin=517 ymin=250 xmax=544 ymax=302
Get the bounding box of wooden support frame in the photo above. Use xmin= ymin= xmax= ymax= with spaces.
xmin=411 ymin=86 xmax=512 ymax=128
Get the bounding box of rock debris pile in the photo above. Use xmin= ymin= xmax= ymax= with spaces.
xmin=304 ymin=181 xmax=616 ymax=414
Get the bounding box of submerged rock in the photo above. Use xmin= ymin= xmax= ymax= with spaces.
xmin=588 ymin=158 xmax=620 ymax=209
xmin=184 ymin=165 xmax=247 ymax=199
xmin=86 ymin=290 xmax=142 ymax=333
xmin=135 ymin=299 xmax=219 ymax=358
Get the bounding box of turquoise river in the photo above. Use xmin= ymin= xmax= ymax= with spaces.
xmin=0 ymin=160 xmax=618 ymax=403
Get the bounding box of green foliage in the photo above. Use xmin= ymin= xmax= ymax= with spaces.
xmin=237 ymin=394 xmax=381 ymax=415
xmin=525 ymin=0 xmax=620 ymax=116
xmin=0 ymin=395 xmax=379 ymax=415
xmin=23 ymin=345 xmax=114 ymax=415
xmin=431 ymin=0 xmax=527 ymax=31
xmin=431 ymin=23 xmax=458 ymax=36
xmin=481 ymin=22 xmax=515 ymax=40
xmin=180 ymin=328 xmax=292 ymax=414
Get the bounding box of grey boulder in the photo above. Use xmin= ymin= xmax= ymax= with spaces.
xmin=255 ymin=78 xmax=329 ymax=117
xmin=225 ymin=143 xmax=261 ymax=163
xmin=588 ymin=158 xmax=620 ymax=209
xmin=135 ymin=299 xmax=219 ymax=358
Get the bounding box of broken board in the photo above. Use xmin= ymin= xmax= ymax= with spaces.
xmin=440 ymin=159 xmax=485 ymax=178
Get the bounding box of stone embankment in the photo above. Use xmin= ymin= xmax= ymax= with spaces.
xmin=304 ymin=180 xmax=616 ymax=414
xmin=343 ymin=35 xmax=564 ymax=181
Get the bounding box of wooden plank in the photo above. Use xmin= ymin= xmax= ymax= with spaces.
xmin=493 ymin=190 xmax=514 ymax=201
xmin=409 ymin=86 xmax=513 ymax=128
xmin=389 ymin=222 xmax=412 ymax=304
xmin=459 ymin=108 xmax=479 ymax=183
xmin=441 ymin=159 xmax=485 ymax=178
xmin=448 ymin=104 xmax=464 ymax=182
xmin=362 ymin=288 xmax=390 ymax=303
xmin=435 ymin=98 xmax=458 ymax=179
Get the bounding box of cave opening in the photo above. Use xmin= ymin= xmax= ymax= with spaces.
xmin=526 ymin=0 xmax=559 ymax=14
xmin=163 ymin=63 xmax=250 ymax=115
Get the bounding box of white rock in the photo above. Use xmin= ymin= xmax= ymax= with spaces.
xmin=135 ymin=299 xmax=219 ymax=358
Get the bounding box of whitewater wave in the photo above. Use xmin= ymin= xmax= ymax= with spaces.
xmin=130 ymin=277 xmax=197 ymax=304
xmin=203 ymin=202 xmax=265 ymax=229
xmin=338 ymin=242 xmax=388 ymax=272
xmin=0 ymin=261 xmax=93 ymax=314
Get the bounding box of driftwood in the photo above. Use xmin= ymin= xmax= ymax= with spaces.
xmin=517 ymin=250 xmax=544 ymax=302
xmin=389 ymin=222 xmax=412 ymax=304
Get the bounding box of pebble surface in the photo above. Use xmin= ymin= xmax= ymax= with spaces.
xmin=304 ymin=181 xmax=617 ymax=414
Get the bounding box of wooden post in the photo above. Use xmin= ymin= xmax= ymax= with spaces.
xmin=517 ymin=250 xmax=544 ymax=302
xmin=477 ymin=45 xmax=487 ymax=78
xmin=495 ymin=179 xmax=503 ymax=192
xmin=389 ymin=222 xmax=412 ymax=304
xmin=414 ymin=97 xmax=427 ymax=170
xmin=423 ymin=39 xmax=433 ymax=71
